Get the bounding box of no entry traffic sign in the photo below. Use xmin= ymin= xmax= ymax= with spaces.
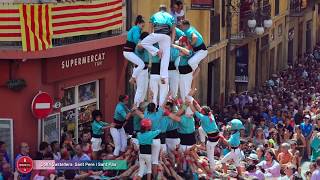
xmin=31 ymin=91 xmax=54 ymax=119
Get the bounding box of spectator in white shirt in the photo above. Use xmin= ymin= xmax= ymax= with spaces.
xmin=257 ymin=149 xmax=281 ymax=178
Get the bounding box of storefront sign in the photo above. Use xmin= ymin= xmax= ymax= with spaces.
xmin=191 ymin=0 xmax=212 ymax=9
xmin=43 ymin=47 xmax=116 ymax=83
xmin=31 ymin=92 xmax=54 ymax=119
xmin=61 ymin=52 xmax=105 ymax=70
xmin=235 ymin=45 xmax=249 ymax=83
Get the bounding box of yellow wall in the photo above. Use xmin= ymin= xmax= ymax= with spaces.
xmin=270 ymin=0 xmax=288 ymax=17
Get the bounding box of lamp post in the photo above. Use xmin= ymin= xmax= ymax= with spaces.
xmin=225 ymin=0 xmax=272 ymax=99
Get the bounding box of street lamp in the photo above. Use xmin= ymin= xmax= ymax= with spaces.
xmin=247 ymin=0 xmax=272 ymax=35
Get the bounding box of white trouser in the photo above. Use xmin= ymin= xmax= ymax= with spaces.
xmin=166 ymin=138 xmax=180 ymax=153
xmin=141 ymin=33 xmax=171 ymax=78
xmin=138 ymin=154 xmax=152 ymax=177
xmin=168 ymin=70 xmax=179 ymax=98
xmin=179 ymin=145 xmax=192 ymax=152
xmin=152 ymin=139 xmax=161 ymax=165
xmin=134 ymin=68 xmax=149 ymax=106
xmin=123 ymin=51 xmax=145 ymax=78
xmin=149 ymin=75 xmax=169 ymax=106
xmin=220 ymin=148 xmax=241 ymax=167
xmin=198 ymin=127 xmax=207 ymax=143
xmin=179 ymin=72 xmax=193 ymax=101
xmin=110 ymin=127 xmax=127 ymax=156
xmin=207 ymin=141 xmax=218 ymax=171
xmin=188 ymin=50 xmax=208 ymax=71
xmin=91 ymin=137 xmax=102 ymax=152
xmin=161 ymin=143 xmax=167 ymax=154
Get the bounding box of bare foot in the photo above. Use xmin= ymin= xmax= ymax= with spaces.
xmin=157 ymin=50 xmax=163 ymax=59
xmin=129 ymin=77 xmax=136 ymax=84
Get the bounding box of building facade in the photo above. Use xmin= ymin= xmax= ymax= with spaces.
xmin=226 ymin=0 xmax=319 ymax=96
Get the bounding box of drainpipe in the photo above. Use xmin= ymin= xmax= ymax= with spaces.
xmin=225 ymin=0 xmax=232 ymax=106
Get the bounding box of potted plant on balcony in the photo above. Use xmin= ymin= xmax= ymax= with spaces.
xmin=6 ymin=79 xmax=27 ymax=91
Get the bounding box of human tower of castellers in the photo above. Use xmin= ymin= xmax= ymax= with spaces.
xmin=89 ymin=4 xmax=320 ymax=180
xmin=110 ymin=4 xmax=243 ymax=179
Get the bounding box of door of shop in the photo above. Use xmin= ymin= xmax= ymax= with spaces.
xmin=207 ymin=59 xmax=220 ymax=107
xmin=60 ymin=80 xmax=100 ymax=143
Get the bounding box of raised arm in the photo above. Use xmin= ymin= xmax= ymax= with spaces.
xmin=133 ymin=109 xmax=144 ymax=119
xmin=191 ymin=33 xmax=198 ymax=46
xmin=171 ymin=24 xmax=176 ymax=44
xmin=172 ymin=44 xmax=190 ymax=55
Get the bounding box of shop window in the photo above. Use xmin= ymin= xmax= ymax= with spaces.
xmin=61 ymin=80 xmax=99 ymax=143
xmin=42 ymin=114 xmax=60 ymax=143
xmin=0 ymin=119 xmax=13 ymax=167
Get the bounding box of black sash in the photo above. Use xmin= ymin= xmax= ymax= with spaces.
xmin=140 ymin=145 xmax=152 ymax=154
xmin=113 ymin=119 xmax=125 ymax=129
xmin=193 ymin=43 xmax=207 ymax=52
xmin=168 ymin=62 xmax=176 ymax=70
xmin=178 ymin=65 xmax=193 ymax=74
xmin=166 ymin=129 xmax=179 ymax=138
xmin=154 ymin=24 xmax=171 ymax=35
xmin=123 ymin=41 xmax=136 ymax=52
xmin=207 ymin=132 xmax=220 ymax=142
xmin=150 ymin=63 xmax=160 ymax=75
xmin=135 ymin=63 xmax=148 ymax=70
xmin=179 ymin=132 xmax=196 ymax=145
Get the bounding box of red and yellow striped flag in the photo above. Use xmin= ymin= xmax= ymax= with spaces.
xmin=19 ymin=4 xmax=53 ymax=52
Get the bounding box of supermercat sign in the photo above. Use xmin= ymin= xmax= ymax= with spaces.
xmin=61 ymin=52 xmax=106 ymax=69
xmin=43 ymin=47 xmax=116 ymax=83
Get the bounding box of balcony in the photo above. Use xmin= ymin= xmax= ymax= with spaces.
xmin=0 ymin=0 xmax=126 ymax=50
xmin=289 ymin=0 xmax=312 ymax=16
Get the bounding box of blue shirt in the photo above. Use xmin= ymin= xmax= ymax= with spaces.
xmin=133 ymin=115 xmax=141 ymax=131
xmin=159 ymin=116 xmax=171 ymax=133
xmin=135 ymin=48 xmax=149 ymax=63
xmin=144 ymin=108 xmax=164 ymax=131
xmin=175 ymin=27 xmax=185 ymax=40
xmin=91 ymin=120 xmax=108 ymax=135
xmin=72 ymin=154 xmax=91 ymax=161
xmin=167 ymin=119 xmax=179 ymax=131
xmin=150 ymin=11 xmax=175 ymax=27
xmin=195 ymin=112 xmax=219 ymax=133
xmin=113 ymin=102 xmax=129 ymax=121
xmin=175 ymin=50 xmax=193 ymax=66
xmin=300 ymin=123 xmax=313 ymax=137
xmin=228 ymin=131 xmax=241 ymax=147
xmin=178 ymin=115 xmax=195 ymax=134
xmin=271 ymin=116 xmax=279 ymax=124
xmin=170 ymin=47 xmax=180 ymax=62
xmin=183 ymin=26 xmax=204 ymax=47
xmin=137 ymin=130 xmax=161 ymax=145
xmin=127 ymin=25 xmax=141 ymax=44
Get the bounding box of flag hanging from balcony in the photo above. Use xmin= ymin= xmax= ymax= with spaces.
xmin=19 ymin=4 xmax=53 ymax=52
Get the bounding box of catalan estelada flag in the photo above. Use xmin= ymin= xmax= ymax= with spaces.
xmin=19 ymin=4 xmax=53 ymax=52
